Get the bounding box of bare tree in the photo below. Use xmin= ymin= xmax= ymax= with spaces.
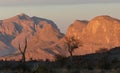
xmin=18 ymin=38 xmax=28 ymax=63
xmin=64 ymin=36 xmax=81 ymax=58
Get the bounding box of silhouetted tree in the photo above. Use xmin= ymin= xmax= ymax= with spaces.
xmin=54 ymin=54 xmax=66 ymax=61
xmin=96 ymin=48 xmax=111 ymax=69
xmin=64 ymin=36 xmax=82 ymax=62
xmin=18 ymin=38 xmax=28 ymax=64
xmin=54 ymin=54 xmax=66 ymax=67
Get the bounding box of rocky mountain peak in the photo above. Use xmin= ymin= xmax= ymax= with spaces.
xmin=0 ymin=14 xmax=64 ymax=61
xmin=66 ymin=20 xmax=88 ymax=38
xmin=31 ymin=16 xmax=61 ymax=33
xmin=74 ymin=20 xmax=88 ymax=24
xmin=18 ymin=13 xmax=28 ymax=16
xmin=17 ymin=13 xmax=30 ymax=20
xmin=65 ymin=15 xmax=120 ymax=55
xmin=88 ymin=15 xmax=120 ymax=27
xmin=92 ymin=15 xmax=112 ymax=20
xmin=84 ymin=15 xmax=120 ymax=34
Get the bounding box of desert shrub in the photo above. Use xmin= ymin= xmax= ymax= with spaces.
xmin=97 ymin=54 xmax=111 ymax=69
xmin=54 ymin=54 xmax=67 ymax=67
xmin=54 ymin=54 xmax=66 ymax=61
xmin=60 ymin=69 xmax=70 ymax=73
xmin=33 ymin=65 xmax=48 ymax=73
xmin=54 ymin=68 xmax=70 ymax=73
xmin=70 ymin=69 xmax=80 ymax=73
xmin=111 ymin=58 xmax=119 ymax=63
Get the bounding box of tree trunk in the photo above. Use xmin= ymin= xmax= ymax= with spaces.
xmin=70 ymin=51 xmax=73 ymax=58
xmin=22 ymin=53 xmax=26 ymax=64
xmin=69 ymin=51 xmax=73 ymax=63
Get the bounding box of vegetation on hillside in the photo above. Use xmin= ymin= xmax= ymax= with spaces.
xmin=0 ymin=47 xmax=120 ymax=73
xmin=0 ymin=36 xmax=120 ymax=73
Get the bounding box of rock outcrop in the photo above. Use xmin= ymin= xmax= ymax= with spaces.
xmin=0 ymin=13 xmax=63 ymax=61
xmin=1 ymin=14 xmax=120 ymax=60
xmin=66 ymin=15 xmax=120 ymax=55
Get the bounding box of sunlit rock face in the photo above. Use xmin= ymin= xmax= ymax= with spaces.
xmin=1 ymin=14 xmax=120 ymax=61
xmin=82 ymin=16 xmax=120 ymax=49
xmin=66 ymin=20 xmax=88 ymax=38
xmin=66 ymin=15 xmax=120 ymax=55
xmin=0 ymin=13 xmax=64 ymax=61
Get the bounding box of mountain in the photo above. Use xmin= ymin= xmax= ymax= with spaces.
xmin=66 ymin=15 xmax=120 ymax=55
xmin=1 ymin=14 xmax=120 ymax=61
xmin=0 ymin=13 xmax=63 ymax=61
xmin=66 ymin=20 xmax=88 ymax=37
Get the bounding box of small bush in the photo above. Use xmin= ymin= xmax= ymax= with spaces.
xmin=33 ymin=65 xmax=48 ymax=73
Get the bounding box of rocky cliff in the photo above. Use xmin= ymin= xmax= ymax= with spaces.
xmin=0 ymin=13 xmax=63 ymax=61
xmin=1 ymin=14 xmax=120 ymax=60
xmin=66 ymin=15 xmax=120 ymax=55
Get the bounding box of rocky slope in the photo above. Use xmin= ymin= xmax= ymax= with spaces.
xmin=1 ymin=14 xmax=120 ymax=61
xmin=0 ymin=13 xmax=63 ymax=61
xmin=66 ymin=20 xmax=88 ymax=38
xmin=66 ymin=15 xmax=120 ymax=55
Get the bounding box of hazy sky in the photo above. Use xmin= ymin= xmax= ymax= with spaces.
xmin=0 ymin=0 xmax=120 ymax=33
xmin=0 ymin=0 xmax=120 ymax=5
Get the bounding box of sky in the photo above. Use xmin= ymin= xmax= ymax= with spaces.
xmin=0 ymin=0 xmax=120 ymax=33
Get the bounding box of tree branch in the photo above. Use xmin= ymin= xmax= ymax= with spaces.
xmin=23 ymin=38 xmax=27 ymax=53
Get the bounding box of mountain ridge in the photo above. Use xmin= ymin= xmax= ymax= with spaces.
xmin=0 ymin=13 xmax=64 ymax=61
xmin=0 ymin=14 xmax=120 ymax=61
xmin=66 ymin=15 xmax=120 ymax=55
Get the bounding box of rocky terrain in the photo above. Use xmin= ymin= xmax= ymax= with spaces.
xmin=66 ymin=15 xmax=120 ymax=55
xmin=0 ymin=14 xmax=120 ymax=61
xmin=0 ymin=13 xmax=63 ymax=61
